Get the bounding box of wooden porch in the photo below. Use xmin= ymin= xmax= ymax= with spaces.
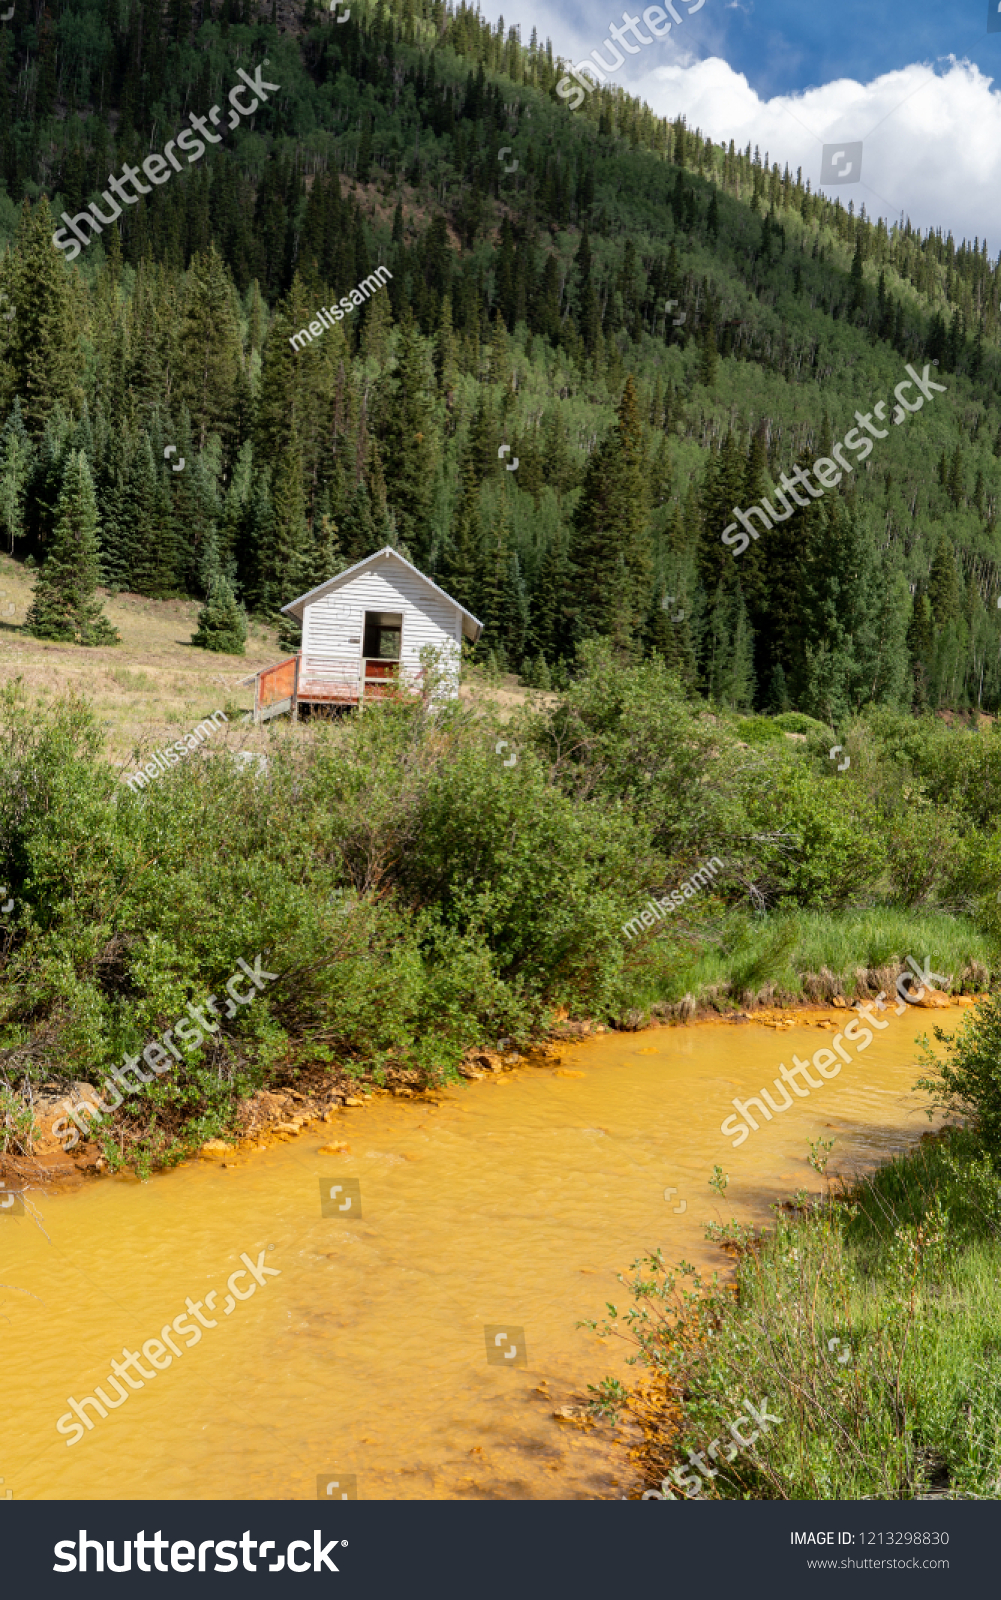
xmin=248 ymin=654 xmax=424 ymax=724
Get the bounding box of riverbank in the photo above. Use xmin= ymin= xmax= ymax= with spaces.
xmin=2 ymin=655 xmax=1001 ymax=1186
xmin=14 ymin=983 xmax=986 ymax=1190
xmin=585 ymin=992 xmax=1001 ymax=1501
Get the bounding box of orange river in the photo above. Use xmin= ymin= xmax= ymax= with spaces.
xmin=0 ymin=1003 xmax=950 ymax=1501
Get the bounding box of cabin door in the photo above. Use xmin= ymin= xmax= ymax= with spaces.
xmin=362 ymin=611 xmax=403 ymax=698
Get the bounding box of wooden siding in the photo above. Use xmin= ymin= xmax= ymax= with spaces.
xmin=297 ymin=654 xmax=361 ymax=701
xmin=301 ymin=561 xmax=460 ymax=695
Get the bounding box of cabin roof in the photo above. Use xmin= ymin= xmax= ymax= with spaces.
xmin=280 ymin=546 xmax=483 ymax=642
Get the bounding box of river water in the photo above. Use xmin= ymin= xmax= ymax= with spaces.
xmin=2 ymin=1004 xmax=949 ymax=1501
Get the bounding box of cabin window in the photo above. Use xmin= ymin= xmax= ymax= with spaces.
xmin=363 ymin=611 xmax=402 ymax=660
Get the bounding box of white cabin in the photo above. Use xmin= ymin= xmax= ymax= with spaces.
xmin=248 ymin=547 xmax=482 ymax=722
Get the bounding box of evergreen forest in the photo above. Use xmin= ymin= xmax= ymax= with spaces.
xmin=2 ymin=0 xmax=1001 ymax=718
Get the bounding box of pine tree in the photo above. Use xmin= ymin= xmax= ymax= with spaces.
xmin=766 ymin=662 xmax=791 ymax=712
xmin=220 ymin=439 xmax=254 ymax=578
xmin=379 ymin=314 xmax=437 ymax=565
xmin=644 ymin=586 xmax=697 ymax=686
xmin=0 ymin=397 xmax=34 ymax=553
xmin=268 ymin=430 xmax=310 ymax=623
xmin=26 ymin=450 xmax=118 ymax=645
xmin=434 ymin=294 xmax=459 ymax=402
xmin=477 ymin=495 xmax=512 ymax=655
xmin=928 ymin=536 xmax=960 ymax=625
xmin=946 ymin=445 xmax=965 ymax=509
xmin=361 ymin=286 xmax=393 ymax=365
xmin=570 ymin=375 xmax=651 ymax=656
xmin=440 ymin=430 xmax=480 ymax=612
xmin=127 ymin=432 xmax=177 ymax=596
xmin=541 ymin=407 xmax=577 ymax=498
xmin=794 ymin=495 xmax=871 ymax=722
xmin=695 ymin=429 xmax=746 ymax=600
xmin=521 ymin=652 xmax=552 ymax=690
xmin=243 ymin=467 xmax=277 ymax=610
xmin=699 ymin=322 xmax=718 ymax=388
xmin=177 ymin=245 xmax=244 ymax=452
xmin=528 ymin=527 xmax=570 ymax=663
xmin=500 ymin=548 xmax=530 ymax=667
xmin=849 ymin=234 xmax=865 ymax=312
xmin=906 ymin=585 xmax=934 ymax=711
xmin=9 ymin=197 xmax=80 ymax=433
xmin=191 ymin=573 xmax=247 ymax=653
xmin=706 ymin=582 xmax=754 ymax=708
xmin=339 ymin=477 xmax=378 ymax=565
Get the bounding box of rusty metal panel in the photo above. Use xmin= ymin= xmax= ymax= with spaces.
xmin=258 ymin=656 xmax=298 ymax=709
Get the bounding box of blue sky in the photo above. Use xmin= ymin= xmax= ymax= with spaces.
xmin=698 ymin=0 xmax=998 ymax=98
xmin=505 ymin=0 xmax=1001 ymax=243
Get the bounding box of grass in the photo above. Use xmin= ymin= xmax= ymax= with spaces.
xmin=585 ymin=1126 xmax=1001 ymax=1499
xmin=110 ymin=667 xmax=157 ymax=693
xmin=631 ymin=906 xmax=996 ymax=1015
xmin=0 ymin=555 xmax=271 ymax=759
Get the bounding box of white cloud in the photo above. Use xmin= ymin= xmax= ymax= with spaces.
xmin=506 ymin=0 xmax=1001 ymax=243
xmin=629 ymin=54 xmax=1001 ymax=246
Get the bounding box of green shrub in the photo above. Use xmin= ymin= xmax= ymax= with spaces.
xmin=771 ymin=711 xmax=834 ymax=737
xmin=916 ymin=994 xmax=1001 ymax=1155
xmin=191 ymin=575 xmax=248 ymax=654
xmin=742 ymin=763 xmax=886 ymax=907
